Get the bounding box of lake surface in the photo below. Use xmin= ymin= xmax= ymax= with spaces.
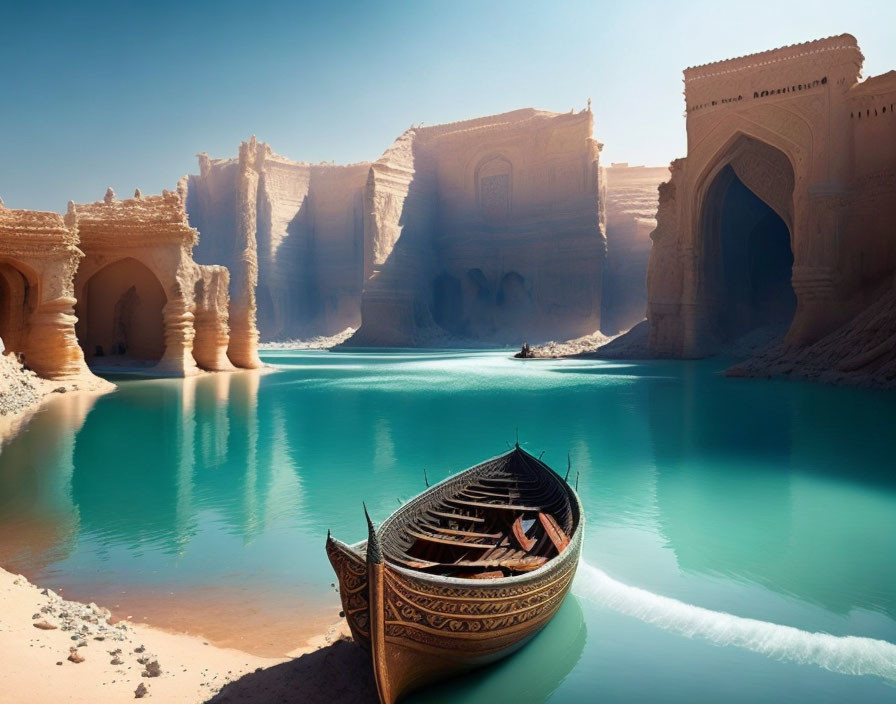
xmin=1 ymin=350 xmax=895 ymax=702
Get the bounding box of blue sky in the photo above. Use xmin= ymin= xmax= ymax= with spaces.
xmin=2 ymin=0 xmax=895 ymax=211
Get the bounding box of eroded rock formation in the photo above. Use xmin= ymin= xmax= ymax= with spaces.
xmin=637 ymin=34 xmax=896 ymax=384
xmin=192 ymin=265 xmax=234 ymax=371
xmin=185 ymin=138 xmax=368 ymax=345
xmin=601 ymin=165 xmax=669 ymax=334
xmin=0 ymin=202 xmax=90 ymax=380
xmin=186 ymin=107 xmax=607 ymax=346
xmin=353 ymin=108 xmax=605 ymax=346
xmin=727 ymin=272 xmax=896 ymax=387
xmin=0 ymin=184 xmax=261 ymax=383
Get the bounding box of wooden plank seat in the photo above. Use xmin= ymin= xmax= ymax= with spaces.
xmin=460 ymin=488 xmax=523 ymax=500
xmin=390 ymin=554 xmax=443 ymax=569
xmin=406 ymin=527 xmax=497 ymax=549
xmin=448 ymin=555 xmax=548 ymax=572
xmin=447 ymin=498 xmax=544 ymax=512
xmin=416 ymin=522 xmax=502 ymax=540
xmin=475 ymin=477 xmax=540 ymax=485
xmin=427 ymin=510 xmax=485 ymax=523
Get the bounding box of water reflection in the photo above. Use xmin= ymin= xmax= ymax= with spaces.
xmin=0 ymin=352 xmax=895 ymax=654
xmin=646 ymin=363 xmax=896 ymax=619
xmin=0 ymin=392 xmax=99 ymax=570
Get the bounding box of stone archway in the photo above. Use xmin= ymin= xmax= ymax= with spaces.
xmin=76 ymin=257 xmax=167 ymax=363
xmin=697 ymin=137 xmax=796 ymax=346
xmin=0 ymin=260 xmax=39 ymax=358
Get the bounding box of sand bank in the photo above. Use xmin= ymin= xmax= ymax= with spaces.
xmin=0 ymin=567 xmax=376 ymax=703
xmin=0 ymin=351 xmax=114 ymax=448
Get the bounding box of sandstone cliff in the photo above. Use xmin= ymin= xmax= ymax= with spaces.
xmin=348 ymin=129 xmax=440 ymax=346
xmin=349 ymin=108 xmax=606 ymax=346
xmin=187 ymin=108 xmax=607 ymax=348
xmin=601 ymin=165 xmax=669 ymax=335
xmin=186 ymin=139 xmax=369 ymax=343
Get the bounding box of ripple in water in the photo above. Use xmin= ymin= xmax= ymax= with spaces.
xmin=573 ymin=562 xmax=896 ymax=681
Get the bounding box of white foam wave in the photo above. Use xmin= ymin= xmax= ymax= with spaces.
xmin=573 ymin=562 xmax=896 ymax=681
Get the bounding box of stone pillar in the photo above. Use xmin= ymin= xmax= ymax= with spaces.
xmin=22 ymin=296 xmax=92 ymax=380
xmin=227 ymin=137 xmax=262 ymax=369
xmin=155 ymin=296 xmax=200 ymax=376
xmin=193 ymin=309 xmax=233 ymax=371
xmin=192 ymin=266 xmax=234 ymax=371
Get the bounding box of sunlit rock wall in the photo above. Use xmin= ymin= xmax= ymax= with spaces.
xmin=185 ymin=139 xmax=369 ymax=341
xmin=188 ymin=109 xmax=605 ymax=347
xmin=0 ymin=201 xmax=90 ymax=381
xmin=350 ymin=107 xmax=606 ymax=346
xmin=72 ymin=189 xmax=205 ymax=376
xmin=601 ymin=165 xmax=669 ymax=334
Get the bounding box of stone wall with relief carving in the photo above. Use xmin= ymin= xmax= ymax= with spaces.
xmin=190 ymin=109 xmax=607 ymax=347
xmin=352 ymin=108 xmax=605 ymax=345
xmin=640 ymin=34 xmax=896 ymax=371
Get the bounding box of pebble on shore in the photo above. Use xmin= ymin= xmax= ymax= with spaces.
xmin=1 ymin=568 xmax=282 ymax=703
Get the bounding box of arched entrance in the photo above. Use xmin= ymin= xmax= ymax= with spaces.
xmin=76 ymin=257 xmax=167 ymax=363
xmin=0 ymin=260 xmax=38 ymax=358
xmin=699 ymin=141 xmax=796 ymax=345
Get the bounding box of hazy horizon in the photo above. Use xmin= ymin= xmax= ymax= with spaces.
xmin=3 ymin=0 xmax=895 ymax=212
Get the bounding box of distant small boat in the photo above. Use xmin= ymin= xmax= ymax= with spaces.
xmin=326 ymin=445 xmax=584 ymax=704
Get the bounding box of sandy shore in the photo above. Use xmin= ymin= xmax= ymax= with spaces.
xmin=0 ymin=567 xmax=377 ymax=703
xmin=1 ymin=359 xmax=379 ymax=702
xmin=258 ymin=328 xmax=356 ymax=350
xmin=0 ymin=350 xmax=114 ymax=448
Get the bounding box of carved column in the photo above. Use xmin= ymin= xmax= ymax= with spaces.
xmin=23 ymin=296 xmax=91 ymax=380
xmin=155 ymin=295 xmax=200 ymax=376
xmin=192 ymin=266 xmax=234 ymax=371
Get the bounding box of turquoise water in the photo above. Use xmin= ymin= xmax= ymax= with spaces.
xmin=1 ymin=350 xmax=895 ymax=702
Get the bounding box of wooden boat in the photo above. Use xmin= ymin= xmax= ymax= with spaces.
xmin=325 ymin=445 xmax=584 ymax=704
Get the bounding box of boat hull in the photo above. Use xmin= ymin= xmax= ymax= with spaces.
xmin=369 ymin=526 xmax=581 ymax=703
xmin=326 ymin=447 xmax=584 ymax=703
xmin=325 ymin=536 xmax=371 ymax=649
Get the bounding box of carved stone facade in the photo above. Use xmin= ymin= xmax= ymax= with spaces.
xmin=0 ymin=203 xmax=90 ymax=380
xmin=72 ymin=190 xmax=204 ymax=376
xmin=186 ymin=107 xmax=606 ymax=346
xmin=354 ymin=108 xmax=606 ymax=346
xmin=646 ymin=34 xmax=896 ymax=358
xmin=0 ymin=188 xmax=256 ymax=381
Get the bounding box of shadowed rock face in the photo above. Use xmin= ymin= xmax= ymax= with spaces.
xmin=186 ymin=107 xmax=607 ymax=346
xmin=186 ymin=140 xmax=369 ymax=343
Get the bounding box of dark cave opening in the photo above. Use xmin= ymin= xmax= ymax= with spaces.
xmin=703 ymin=166 xmax=796 ymax=343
